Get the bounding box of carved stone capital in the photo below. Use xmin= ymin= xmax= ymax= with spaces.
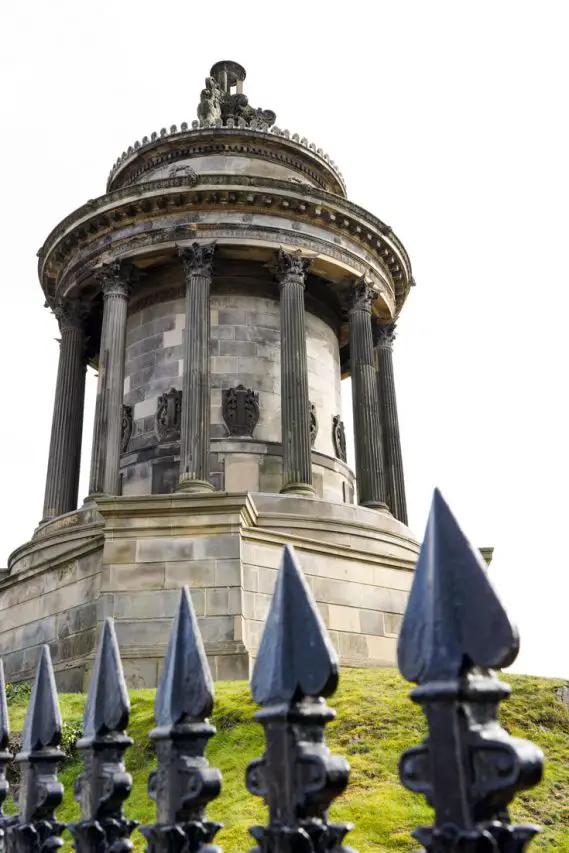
xmin=95 ymin=262 xmax=131 ymax=299
xmin=377 ymin=322 xmax=397 ymax=349
xmin=275 ymin=249 xmax=311 ymax=287
xmin=53 ymin=298 xmax=90 ymax=332
xmin=178 ymin=242 xmax=216 ymax=279
xmin=350 ymin=279 xmax=377 ymax=314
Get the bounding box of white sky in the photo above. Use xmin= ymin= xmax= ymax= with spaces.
xmin=1 ymin=1 xmax=567 ymax=678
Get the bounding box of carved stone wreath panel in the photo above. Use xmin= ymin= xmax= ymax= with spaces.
xmin=121 ymin=404 xmax=133 ymax=452
xmin=310 ymin=402 xmax=318 ymax=447
xmin=222 ymin=385 xmax=260 ymax=437
xmin=332 ymin=414 xmax=347 ymax=462
xmin=155 ymin=388 xmax=182 ymax=442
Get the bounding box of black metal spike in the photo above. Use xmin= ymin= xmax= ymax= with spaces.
xmin=69 ymin=618 xmax=137 ymax=853
xmin=154 ymin=586 xmax=214 ymax=726
xmin=141 ymin=587 xmax=222 ymax=853
xmin=251 ymin=544 xmax=338 ymax=705
xmin=0 ymin=662 xmax=8 ymax=752
xmin=247 ymin=545 xmax=353 ymax=853
xmin=6 ymin=645 xmax=65 ymax=853
xmin=398 ymin=488 xmax=519 ymax=683
xmin=398 ymin=489 xmax=544 ymax=853
xmin=21 ymin=645 xmax=62 ymax=754
xmin=0 ymin=660 xmax=16 ymax=838
xmin=84 ymin=617 xmax=130 ymax=737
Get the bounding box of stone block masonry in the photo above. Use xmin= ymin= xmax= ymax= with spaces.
xmin=1 ymin=492 xmax=419 ymax=689
xmin=120 ymin=285 xmax=351 ymax=502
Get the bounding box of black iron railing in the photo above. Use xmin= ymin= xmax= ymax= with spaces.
xmin=0 ymin=490 xmax=545 ymax=853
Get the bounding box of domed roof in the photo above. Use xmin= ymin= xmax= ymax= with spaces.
xmin=106 ymin=60 xmax=346 ymax=197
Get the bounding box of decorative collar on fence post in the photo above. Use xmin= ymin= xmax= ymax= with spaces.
xmin=6 ymin=645 xmax=65 ymax=853
xmin=68 ymin=617 xmax=138 ymax=853
xmin=397 ymin=489 xmax=544 ymax=853
xmin=247 ymin=544 xmax=354 ymax=853
xmin=141 ymin=586 xmax=222 ymax=853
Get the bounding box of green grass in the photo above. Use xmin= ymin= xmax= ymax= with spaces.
xmin=5 ymin=669 xmax=569 ymax=851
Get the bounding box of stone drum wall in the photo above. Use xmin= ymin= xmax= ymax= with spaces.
xmin=120 ymin=275 xmax=354 ymax=501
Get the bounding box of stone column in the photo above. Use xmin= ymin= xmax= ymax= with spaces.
xmin=178 ymin=242 xmax=216 ymax=493
xmin=377 ymin=323 xmax=408 ymax=524
xmin=42 ymin=300 xmax=88 ymax=521
xmin=88 ymin=263 xmax=130 ymax=496
xmin=349 ymin=280 xmax=387 ymax=510
xmin=276 ymin=249 xmax=315 ymax=495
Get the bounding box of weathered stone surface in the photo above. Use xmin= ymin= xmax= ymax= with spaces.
xmin=2 ymin=481 xmax=419 ymax=688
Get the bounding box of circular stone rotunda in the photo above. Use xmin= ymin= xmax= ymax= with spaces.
xmin=0 ymin=61 xmax=424 ymax=690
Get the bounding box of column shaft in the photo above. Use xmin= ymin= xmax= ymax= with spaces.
xmin=277 ymin=250 xmax=315 ymax=495
xmin=377 ymin=324 xmax=408 ymax=524
xmin=349 ymin=280 xmax=387 ymax=509
xmin=88 ymin=265 xmax=130 ymax=496
xmin=42 ymin=303 xmax=87 ymax=521
xmin=178 ymin=243 xmax=215 ymax=492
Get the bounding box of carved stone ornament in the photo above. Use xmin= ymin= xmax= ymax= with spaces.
xmin=351 ymin=278 xmax=378 ymax=313
xmin=168 ymin=164 xmax=198 ymax=186
xmin=377 ymin=322 xmax=397 ymax=349
xmin=310 ymin=402 xmax=318 ymax=447
xmin=53 ymin=298 xmax=90 ymax=332
xmin=121 ymin=404 xmax=133 ymax=452
xmin=275 ymin=248 xmax=312 ymax=285
xmin=155 ymin=388 xmax=182 ymax=442
xmin=197 ymin=61 xmax=276 ymax=127
xmin=178 ymin=242 xmax=216 ymax=279
xmin=95 ymin=261 xmax=133 ymax=299
xmin=222 ymin=385 xmax=259 ymax=437
xmin=332 ymin=414 xmax=347 ymax=462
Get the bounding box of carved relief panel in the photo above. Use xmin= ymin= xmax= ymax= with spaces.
xmin=222 ymin=385 xmax=260 ymax=437
xmin=155 ymin=388 xmax=182 ymax=442
xmin=310 ymin=402 xmax=318 ymax=447
xmin=332 ymin=415 xmax=347 ymax=462
xmin=121 ymin=405 xmax=133 ymax=452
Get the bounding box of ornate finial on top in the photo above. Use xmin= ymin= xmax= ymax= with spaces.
xmin=83 ymin=618 xmax=130 ymax=738
xmin=398 ymin=488 xmax=518 ymax=683
xmin=21 ymin=645 xmax=62 ymax=754
xmin=251 ymin=545 xmax=338 ymax=705
xmin=11 ymin=645 xmax=65 ymax=848
xmin=397 ymin=490 xmax=544 ymax=852
xmin=155 ymin=586 xmax=214 ymax=726
xmin=197 ymin=60 xmax=276 ymax=127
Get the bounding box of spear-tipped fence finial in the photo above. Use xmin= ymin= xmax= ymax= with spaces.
xmin=141 ymin=587 xmax=222 ymax=853
xmin=0 ymin=660 xmax=15 ymax=838
xmin=398 ymin=489 xmax=544 ymax=853
xmin=69 ymin=618 xmax=137 ymax=853
xmin=247 ymin=545 xmax=353 ymax=853
xmin=6 ymin=645 xmax=65 ymax=853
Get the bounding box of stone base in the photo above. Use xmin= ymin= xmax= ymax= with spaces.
xmin=0 ymin=492 xmax=420 ymax=689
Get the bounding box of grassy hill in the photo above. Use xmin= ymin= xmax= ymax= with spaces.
xmin=5 ymin=669 xmax=569 ymax=851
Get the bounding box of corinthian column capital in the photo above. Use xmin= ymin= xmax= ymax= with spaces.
xmin=53 ymin=298 xmax=90 ymax=333
xmin=377 ymin=322 xmax=397 ymax=349
xmin=178 ymin=242 xmax=216 ymax=278
xmin=350 ymin=279 xmax=378 ymax=314
xmin=95 ymin=262 xmax=132 ymax=299
xmin=275 ymin=249 xmax=312 ymax=287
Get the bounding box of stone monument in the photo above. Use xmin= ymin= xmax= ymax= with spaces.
xmin=0 ymin=61 xmax=423 ymax=689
